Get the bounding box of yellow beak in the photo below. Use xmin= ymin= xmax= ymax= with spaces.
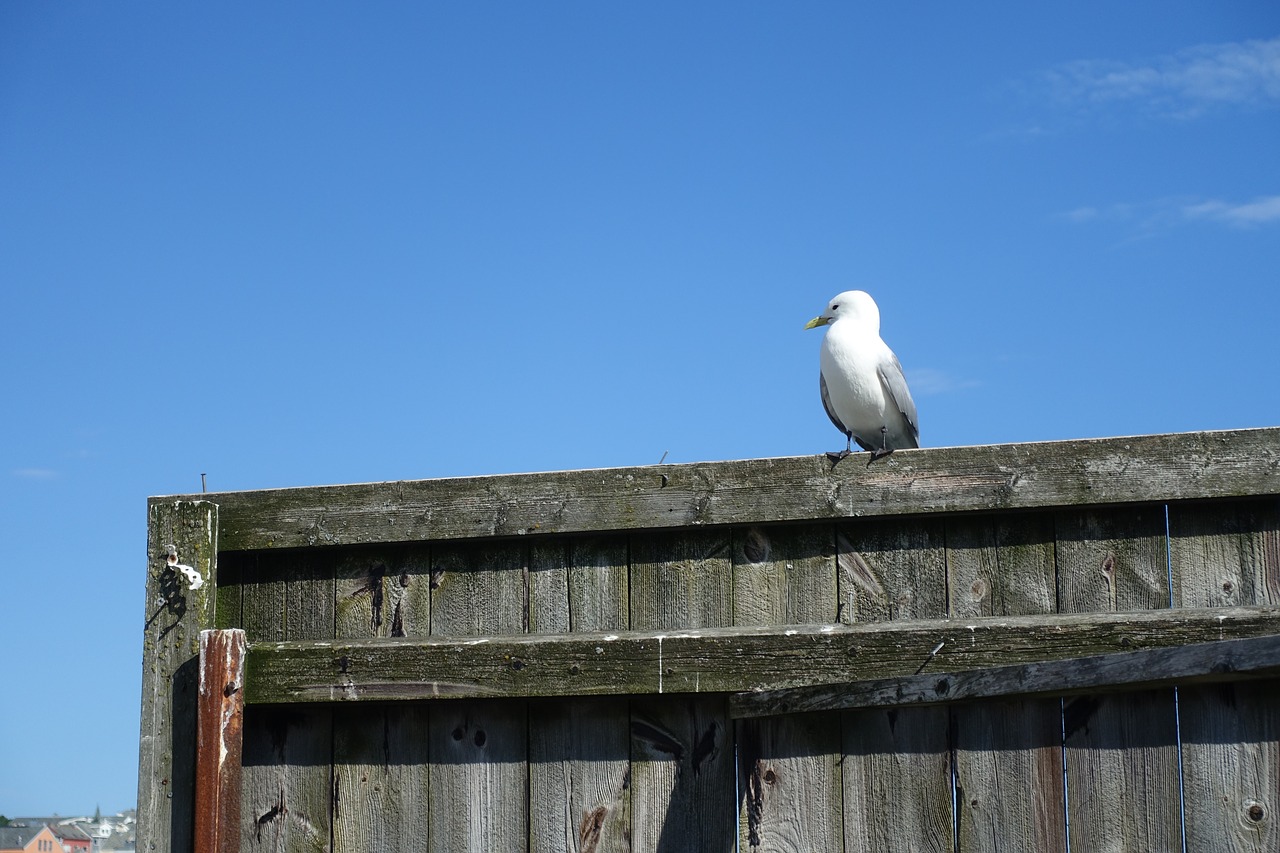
xmin=804 ymin=316 xmax=830 ymax=330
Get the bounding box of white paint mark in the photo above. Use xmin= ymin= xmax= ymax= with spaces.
xmin=167 ymin=550 xmax=204 ymax=590
xmin=784 ymin=629 xmax=798 ymax=636
xmin=658 ymin=636 xmax=664 ymax=694
xmin=820 ymin=625 xmax=835 ymax=633
xmin=602 ymin=635 xmax=619 ymax=641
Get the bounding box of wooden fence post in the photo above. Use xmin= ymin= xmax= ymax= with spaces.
xmin=194 ymin=629 xmax=246 ymax=853
xmin=138 ymin=500 xmax=219 ymax=853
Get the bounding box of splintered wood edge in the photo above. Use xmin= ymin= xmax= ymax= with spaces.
xmin=240 ymin=606 xmax=1280 ymax=705
xmin=160 ymin=427 xmax=1280 ymax=551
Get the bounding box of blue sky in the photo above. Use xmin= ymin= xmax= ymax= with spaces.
xmin=1 ymin=2 xmax=1277 ymax=818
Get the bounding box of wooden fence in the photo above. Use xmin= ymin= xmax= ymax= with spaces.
xmin=137 ymin=428 xmax=1280 ymax=852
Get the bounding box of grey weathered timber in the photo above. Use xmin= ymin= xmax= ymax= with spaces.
xmin=732 ymin=525 xmax=841 ymax=853
xmin=528 ymin=537 xmax=630 ymax=853
xmin=1058 ymin=506 xmax=1182 ymax=852
xmin=630 ymin=528 xmax=736 ymax=853
xmin=194 ymin=630 xmax=246 ymax=853
xmin=731 ymin=634 xmax=1280 ymax=717
xmin=1172 ymin=499 xmax=1280 ymax=853
xmin=238 ymin=551 xmax=333 ymax=853
xmin=240 ymin=707 xmax=331 ymax=853
xmin=948 ymin=511 xmax=1065 ymax=852
xmin=331 ymin=546 xmax=431 ymax=852
xmin=242 ymin=607 xmax=1280 ymax=704
xmin=138 ymin=500 xmax=219 ymax=853
xmin=838 ymin=516 xmax=952 ymax=853
xmin=426 ymin=540 xmax=528 ymax=853
xmin=147 ymin=428 xmax=1280 ymax=853
xmin=189 ymin=428 xmax=1280 ymax=552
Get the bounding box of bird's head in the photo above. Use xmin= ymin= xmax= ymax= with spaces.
xmin=804 ymin=290 xmax=881 ymax=333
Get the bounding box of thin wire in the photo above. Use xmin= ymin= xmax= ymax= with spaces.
xmin=1166 ymin=503 xmax=1189 ymax=853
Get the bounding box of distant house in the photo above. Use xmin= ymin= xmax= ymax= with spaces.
xmin=6 ymin=820 xmax=92 ymax=853
xmin=0 ymin=824 xmax=61 ymax=853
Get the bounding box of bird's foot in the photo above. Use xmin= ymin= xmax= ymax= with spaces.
xmin=866 ymin=447 xmax=895 ymax=467
xmin=826 ymin=449 xmax=852 ymax=468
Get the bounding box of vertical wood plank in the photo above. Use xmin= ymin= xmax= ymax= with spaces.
xmin=631 ymin=529 xmax=733 ymax=629
xmin=568 ymin=536 xmax=630 ymax=634
xmin=240 ymin=552 xmax=334 ymax=853
xmin=529 ymin=537 xmax=631 ymax=853
xmin=334 ymin=546 xmax=432 ymax=640
xmin=428 ymin=542 xmax=528 ymax=853
xmin=631 ymin=529 xmax=736 ymax=853
xmin=331 ymin=705 xmax=431 ymax=853
xmin=950 ymin=513 xmax=1066 ymax=852
xmin=1172 ymin=499 xmax=1280 ymax=853
xmin=1057 ymin=506 xmax=1181 ymax=852
xmin=195 ymin=629 xmax=247 ymax=853
xmin=843 ymin=708 xmax=952 ymax=853
xmin=139 ymin=500 xmax=219 ymax=853
xmin=215 ymin=551 xmax=247 ymax=630
xmin=733 ymin=524 xmax=842 ymax=853
xmin=530 ymin=697 xmax=632 ymax=853
xmin=837 ymin=518 xmax=953 ymax=853
xmin=240 ymin=707 xmax=333 ymax=853
xmin=332 ymin=547 xmax=431 ymax=852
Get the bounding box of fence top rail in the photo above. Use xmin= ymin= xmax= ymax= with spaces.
xmin=154 ymin=427 xmax=1280 ymax=552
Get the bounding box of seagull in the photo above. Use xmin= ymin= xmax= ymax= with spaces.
xmin=804 ymin=290 xmax=919 ymax=465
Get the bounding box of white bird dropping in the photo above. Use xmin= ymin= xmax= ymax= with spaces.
xmin=804 ymin=290 xmax=919 ymax=464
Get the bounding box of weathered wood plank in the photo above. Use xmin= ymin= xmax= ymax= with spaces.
xmin=427 ymin=541 xmax=528 ymax=853
xmin=334 ymin=546 xmax=432 ymax=640
xmin=190 ymin=428 xmax=1280 ymax=551
xmin=528 ymin=537 xmax=630 ymax=853
xmin=529 ymin=698 xmax=631 ymax=853
xmin=838 ymin=517 xmax=952 ymax=853
xmin=138 ymin=500 xmax=219 ymax=853
xmin=243 ymin=607 xmax=1280 ymax=704
xmin=631 ymin=529 xmax=733 ymax=630
xmin=331 ymin=547 xmax=431 ymax=852
xmin=214 ymin=551 xmax=247 ymax=630
xmin=1173 ymin=499 xmax=1280 ymax=853
xmin=631 ymin=529 xmax=736 ymax=853
xmin=331 ymin=705 xmax=430 ymax=853
xmin=837 ymin=518 xmax=947 ymax=622
xmin=843 ymin=705 xmax=952 ymax=853
xmin=195 ymin=629 xmax=247 ymax=853
xmin=733 ymin=524 xmax=842 ymax=853
xmin=948 ymin=513 xmax=1064 ymax=853
xmin=239 ymin=551 xmax=335 ymax=853
xmin=731 ymin=634 xmax=1280 ymax=717
xmin=240 ymin=708 xmax=332 ymax=853
xmin=1058 ymin=506 xmax=1181 ymax=853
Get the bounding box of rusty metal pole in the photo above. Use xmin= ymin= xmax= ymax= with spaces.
xmin=194 ymin=629 xmax=247 ymax=853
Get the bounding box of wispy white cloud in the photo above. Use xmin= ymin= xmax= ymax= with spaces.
xmin=1181 ymin=195 xmax=1280 ymax=226
xmin=13 ymin=467 xmax=59 ymax=480
xmin=1062 ymin=194 xmax=1280 ymax=232
xmin=1045 ymin=36 xmax=1280 ymax=118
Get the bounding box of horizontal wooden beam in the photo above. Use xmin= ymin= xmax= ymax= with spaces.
xmin=730 ymin=633 xmax=1280 ymax=718
xmin=242 ymin=606 xmax=1280 ymax=705
xmin=159 ymin=428 xmax=1280 ymax=552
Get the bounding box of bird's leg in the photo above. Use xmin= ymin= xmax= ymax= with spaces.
xmin=826 ymin=432 xmax=854 ymax=467
xmin=867 ymin=425 xmax=895 ymax=466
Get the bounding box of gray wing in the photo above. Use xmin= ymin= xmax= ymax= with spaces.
xmin=819 ymin=371 xmax=850 ymax=436
xmin=877 ymin=352 xmax=920 ymax=447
